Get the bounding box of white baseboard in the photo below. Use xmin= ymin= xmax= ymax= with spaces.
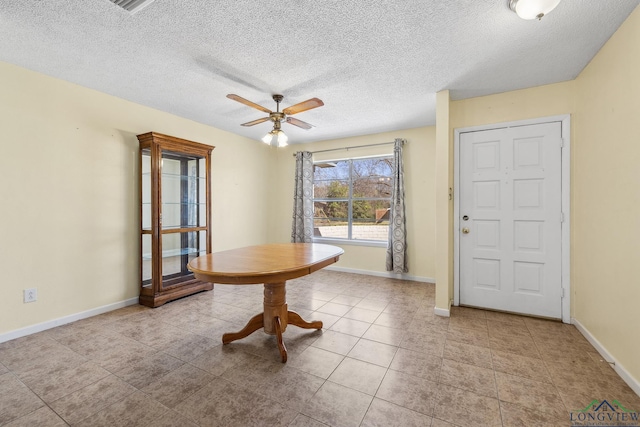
xmin=434 ymin=306 xmax=450 ymax=317
xmin=325 ymin=265 xmax=435 ymax=284
xmin=434 ymin=299 xmax=452 ymax=317
xmin=572 ymin=317 xmax=640 ymax=397
xmin=0 ymin=297 xmax=139 ymax=344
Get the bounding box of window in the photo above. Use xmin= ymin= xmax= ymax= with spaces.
xmin=313 ymin=156 xmax=393 ymax=242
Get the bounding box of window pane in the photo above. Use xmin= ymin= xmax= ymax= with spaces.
xmin=314 ymin=161 xmax=350 ymax=181
xmin=314 ymin=179 xmax=349 ymax=199
xmin=352 ymin=157 xmax=393 ymax=179
xmin=314 ymin=201 xmax=348 ymax=239
xmin=353 ymin=176 xmax=393 ymax=198
xmin=351 ymin=200 xmax=391 ymax=241
xmin=314 ymin=160 xmax=350 ymax=199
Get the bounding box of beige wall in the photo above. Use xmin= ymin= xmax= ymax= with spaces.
xmin=0 ymin=62 xmax=273 ymax=334
xmin=450 ymin=81 xmax=575 ymax=130
xmin=572 ymin=6 xmax=640 ymax=385
xmin=270 ymin=127 xmax=436 ymax=281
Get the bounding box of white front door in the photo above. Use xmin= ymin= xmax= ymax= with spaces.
xmin=459 ymin=122 xmax=563 ymax=318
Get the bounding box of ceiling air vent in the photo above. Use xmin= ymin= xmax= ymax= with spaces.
xmin=109 ymin=0 xmax=157 ymax=14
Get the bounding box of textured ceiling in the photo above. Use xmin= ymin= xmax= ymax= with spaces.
xmin=0 ymin=1 xmax=638 ymax=144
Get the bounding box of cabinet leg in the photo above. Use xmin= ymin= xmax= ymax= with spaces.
xmin=222 ymin=312 xmax=264 ymax=344
xmin=288 ymin=310 xmax=323 ymax=330
xmin=274 ymin=316 xmax=287 ymax=363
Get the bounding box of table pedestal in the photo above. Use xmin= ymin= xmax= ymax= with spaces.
xmin=221 ymin=281 xmax=323 ymax=363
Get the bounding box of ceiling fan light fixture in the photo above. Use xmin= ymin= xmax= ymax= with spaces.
xmin=509 ymin=0 xmax=561 ymax=20
xmin=262 ymin=132 xmax=273 ymax=145
xmin=227 ymin=93 xmax=323 ymax=148
xmin=277 ymin=131 xmax=288 ymax=147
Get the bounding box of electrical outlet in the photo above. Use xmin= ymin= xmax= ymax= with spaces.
xmin=24 ymin=288 xmax=37 ymax=303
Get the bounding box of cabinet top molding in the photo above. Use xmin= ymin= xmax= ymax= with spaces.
xmin=137 ymin=132 xmax=215 ymax=153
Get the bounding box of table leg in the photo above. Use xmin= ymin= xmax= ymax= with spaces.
xmin=222 ymin=312 xmax=264 ymax=344
xmin=274 ymin=316 xmax=287 ymax=363
xmin=288 ymin=310 xmax=323 ymax=330
xmin=263 ymin=282 xmax=288 ymax=335
xmin=221 ymin=282 xmax=322 ymax=362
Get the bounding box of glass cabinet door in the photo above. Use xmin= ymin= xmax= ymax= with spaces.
xmin=160 ymin=230 xmax=207 ymax=287
xmin=141 ymin=150 xmax=152 ymax=289
xmin=159 ymin=151 xmax=207 ymax=289
xmin=141 ymin=150 xmax=152 ymax=231
xmin=160 ymin=152 xmax=207 ymax=230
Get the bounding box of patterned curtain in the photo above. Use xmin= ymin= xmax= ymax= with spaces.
xmin=291 ymin=151 xmax=314 ymax=243
xmin=386 ymin=139 xmax=408 ymax=273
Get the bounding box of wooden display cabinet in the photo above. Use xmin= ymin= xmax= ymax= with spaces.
xmin=138 ymin=132 xmax=214 ymax=307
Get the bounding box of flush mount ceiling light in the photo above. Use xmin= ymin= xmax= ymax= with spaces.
xmin=509 ymin=0 xmax=561 ymax=20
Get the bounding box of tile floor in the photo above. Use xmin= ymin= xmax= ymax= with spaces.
xmin=0 ymin=270 xmax=638 ymax=426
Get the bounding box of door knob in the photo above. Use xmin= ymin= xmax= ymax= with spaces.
xmin=462 ymin=228 xmax=470 ymax=234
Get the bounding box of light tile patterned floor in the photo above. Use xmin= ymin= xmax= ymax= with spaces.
xmin=0 ymin=270 xmax=638 ymax=426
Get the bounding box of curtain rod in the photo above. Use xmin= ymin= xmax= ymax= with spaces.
xmin=292 ymin=140 xmax=405 ymax=157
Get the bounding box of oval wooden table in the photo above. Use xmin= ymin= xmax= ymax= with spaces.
xmin=188 ymin=243 xmax=343 ymax=363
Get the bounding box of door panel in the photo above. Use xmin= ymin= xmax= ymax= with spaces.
xmin=459 ymin=122 xmax=562 ymax=318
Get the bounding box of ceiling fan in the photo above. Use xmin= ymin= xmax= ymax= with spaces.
xmin=227 ymin=93 xmax=324 ymax=147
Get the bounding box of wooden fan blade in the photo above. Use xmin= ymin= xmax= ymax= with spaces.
xmin=283 ymin=98 xmax=324 ymax=115
xmin=227 ymin=94 xmax=272 ymax=114
xmin=286 ymin=117 xmax=313 ymax=130
xmin=241 ymin=117 xmax=270 ymax=127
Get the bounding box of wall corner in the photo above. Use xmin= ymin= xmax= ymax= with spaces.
xmin=435 ymin=90 xmax=454 ymax=312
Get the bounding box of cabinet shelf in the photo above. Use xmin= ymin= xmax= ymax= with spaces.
xmin=142 ymin=202 xmax=206 ymax=205
xmin=161 ymin=176 xmax=206 ymax=182
xmin=141 ymin=226 xmax=207 ymax=234
xmin=160 ymin=225 xmax=207 ymax=232
xmin=138 ymin=132 xmax=215 ymax=308
xmin=142 ymin=247 xmax=204 ymax=260
xmin=142 ymin=171 xmax=206 ymax=179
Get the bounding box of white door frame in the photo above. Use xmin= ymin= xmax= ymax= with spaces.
xmin=453 ymin=115 xmax=571 ymax=323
